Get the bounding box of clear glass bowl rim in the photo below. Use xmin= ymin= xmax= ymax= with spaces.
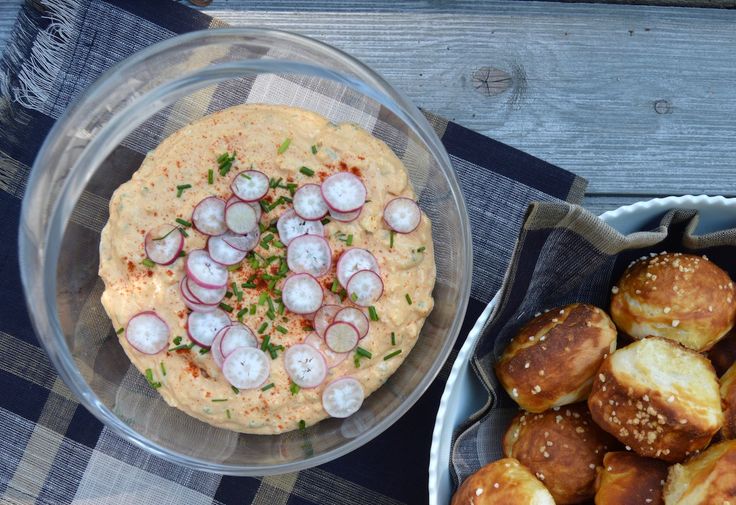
xmin=18 ymin=27 xmax=473 ymax=475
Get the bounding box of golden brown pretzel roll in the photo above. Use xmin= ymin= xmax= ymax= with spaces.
xmin=610 ymin=252 xmax=736 ymax=351
xmin=709 ymin=327 xmax=736 ymax=376
xmin=594 ymin=451 xmax=668 ymax=505
xmin=588 ymin=337 xmax=723 ymax=462
xmin=721 ymin=361 xmax=736 ymax=440
xmin=451 ymin=457 xmax=555 ymax=505
xmin=503 ymin=404 xmax=618 ymax=504
xmin=496 ymin=303 xmax=617 ymax=413
xmin=664 ymin=440 xmax=736 ymax=504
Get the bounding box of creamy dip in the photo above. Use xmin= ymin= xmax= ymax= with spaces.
xmin=99 ymin=104 xmax=435 ymax=434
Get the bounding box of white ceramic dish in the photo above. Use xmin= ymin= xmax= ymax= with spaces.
xmin=428 ymin=195 xmax=736 ymax=505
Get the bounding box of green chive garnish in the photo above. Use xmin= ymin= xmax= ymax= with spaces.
xmin=259 ymin=200 xmax=270 ymax=213
xmin=321 ymin=217 xmax=330 ymax=225
xmin=389 ymin=230 xmax=395 ymax=249
xmin=116 ymin=327 xmax=124 ymax=335
xmin=261 ymin=383 xmax=275 ymax=392
xmin=298 ymin=419 xmax=306 ymax=430
xmin=217 ymin=152 xmax=236 ymax=176
xmin=160 ymin=362 xmax=166 ymax=376
xmin=391 ymin=332 xmax=396 ymax=346
xmin=384 ymin=349 xmax=402 ymax=360
xmin=178 ymin=250 xmax=186 ymax=257
xmin=249 ymin=304 xmax=257 ymax=315
xmin=211 ymin=398 xmax=228 ymax=402
xmin=368 ymin=306 xmax=379 ymax=321
xmin=351 ymin=292 xmax=358 ymax=302
xmin=331 ymin=279 xmax=339 ymax=293
xmin=141 ymin=258 xmax=155 ymax=268
xmin=176 ymin=218 xmax=192 ymax=227
xmin=175 ymin=184 xmax=192 ymax=198
xmin=346 ymin=234 xmax=353 ymax=246
xmin=168 ymin=342 xmax=194 ymax=352
xmin=179 ymin=228 xmax=189 ymax=238
xmin=311 ymin=145 xmax=318 ymax=155
xmin=173 ymin=336 xmax=182 ymax=345
xmin=241 ymin=282 xmax=257 ymax=289
xmin=417 ymin=246 xmax=426 ymax=253
xmin=227 ymin=263 xmax=242 ymax=272
xmin=405 ymin=294 xmax=413 ymax=305
xmin=299 ymin=166 xmax=315 ymax=177
xmin=236 ymin=307 xmax=248 ymax=321
xmin=145 ymin=368 xmax=162 ymax=389
xmin=277 ymin=138 xmax=291 ymax=154
xmin=231 ymin=386 xmax=240 ymax=394
xmin=258 ymin=292 xmax=269 ymax=306
xmin=225 ymin=291 xmax=233 ymax=299
xmin=199 ymin=347 xmax=210 ymax=355
xmin=226 ymin=409 xmax=231 ymax=419
xmin=257 ymin=322 xmax=268 ymax=333
xmin=276 ymin=325 xmax=288 ymax=334
xmin=354 ymin=354 xmax=362 ymax=368
xmin=356 ymin=347 xmax=372 ymax=359
xmin=207 ymin=169 xmax=214 ymax=184
xmin=290 ymin=382 xmax=300 ymax=395
xmin=219 ymin=302 xmax=233 ymax=313
xmin=273 ymin=239 xmax=285 ymax=248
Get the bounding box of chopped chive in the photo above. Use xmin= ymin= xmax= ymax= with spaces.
xmin=207 ymin=169 xmax=214 ymax=184
xmin=286 ymin=183 xmax=298 ymax=196
xmin=249 ymin=304 xmax=257 ymax=315
xmin=298 ymin=419 xmax=307 ymax=430
xmin=168 ymin=342 xmax=194 ymax=352
xmin=218 ymin=151 xmax=236 ymax=176
xmin=389 ymin=230 xmax=395 ymax=248
xmin=173 ymin=336 xmax=182 ymax=345
xmin=384 ymin=349 xmax=402 ymax=360
xmin=176 ymin=184 xmax=192 ymax=198
xmin=302 ymin=325 xmax=314 ymax=332
xmin=178 ymin=250 xmax=186 ymax=257
xmin=331 ymin=279 xmax=340 ymax=293
xmin=199 ymin=347 xmax=210 ymax=355
xmin=241 ymin=282 xmax=257 ymax=289
xmin=350 ymin=292 xmax=358 ymax=302
xmin=227 ymin=263 xmax=242 ymax=272
xmin=346 ymin=234 xmax=353 ymax=246
xmin=261 ymin=383 xmax=275 ymax=392
xmin=290 ymin=381 xmax=300 ymax=395
xmin=211 ymin=398 xmax=227 ymax=402
xmin=277 ymin=138 xmax=291 ymax=154
xmin=417 ymin=246 xmax=426 ymax=253
xmin=179 ymin=228 xmax=189 ymax=238
xmin=225 ymin=291 xmax=233 ymax=299
xmin=354 ymin=354 xmax=362 ymax=368
xmin=231 ymin=386 xmax=240 ymax=394
xmin=266 ymin=296 xmax=275 ymax=313
xmin=266 ymin=310 xmax=275 ymax=321
xmin=299 ymin=166 xmax=315 ymax=177
xmin=258 ymin=292 xmax=269 ymax=306
xmin=219 ymin=302 xmax=234 ymax=313
xmin=258 ymin=322 xmax=269 ymax=333
xmin=356 ymin=347 xmax=372 ymax=359
xmin=311 ymin=145 xmax=318 ymax=155
xmin=391 ymin=332 xmax=396 ymax=346
xmin=405 ymin=293 xmax=413 ymax=305
xmin=269 ymin=177 xmax=281 ymax=189
xmin=273 ymin=239 xmax=285 ymax=248
xmin=259 ymin=200 xmax=270 ymax=213
xmin=153 ymin=226 xmax=180 ymax=241
xmin=141 ymin=258 xmax=155 ymax=268
xmin=176 ymin=218 xmax=192 ymax=227
xmin=267 ymin=279 xmax=277 ymax=292
xmin=145 ymin=368 xmax=161 ymax=389
xmin=276 ymin=325 xmax=288 ymax=334
xmin=321 ymin=217 xmax=330 ymax=225
xmin=116 ymin=327 xmax=124 ymax=335
xmin=277 ymin=301 xmax=285 ymax=315
xmin=258 ymin=222 xmax=267 ymax=233
xmin=262 ymin=234 xmax=274 ymax=244
xmin=226 ymin=409 xmax=231 ymax=419
xmin=160 ymin=362 xmax=166 ymax=376
xmin=236 ymin=307 xmax=248 ymax=321
xmin=368 ymin=306 xmax=379 ymax=321
xmin=240 ymin=172 xmax=252 ymax=180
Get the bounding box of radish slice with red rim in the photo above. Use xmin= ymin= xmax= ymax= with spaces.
xmin=329 ymin=207 xmax=362 ymax=223
xmin=221 ymin=229 xmax=259 ymax=252
xmin=179 ymin=278 xmax=218 ymax=312
xmin=293 ymin=183 xmax=329 ymax=220
xmin=336 ymin=248 xmax=380 ymax=288
xmin=222 ymin=347 xmax=271 ymax=389
xmin=383 ymin=197 xmax=421 ymax=233
xmin=225 ymin=201 xmax=258 ymax=234
xmin=125 ymin=311 xmax=169 ymax=355
xmin=322 ymin=377 xmax=365 ymax=418
xmin=346 ymin=269 xmax=384 ymax=306
xmin=324 ymin=321 xmax=360 ymax=353
xmin=314 ymin=304 xmax=342 ymax=338
xmin=277 ymin=208 xmax=324 ymax=246
xmin=186 ymin=249 xmax=228 ymax=289
xmin=208 ymin=235 xmax=248 ymax=266
xmin=185 ymin=275 xmax=226 ymax=305
xmin=304 ymin=333 xmax=348 ymax=368
xmin=231 ymin=170 xmax=269 ymax=202
xmin=321 ymin=172 xmax=367 ymax=212
xmin=282 ymin=274 xmax=324 ymax=314
xmin=335 ymin=307 xmax=369 ymax=338
xmin=287 ymin=234 xmax=332 ymax=278
xmin=187 ymin=309 xmax=230 ymax=347
xmin=283 ymin=343 xmax=328 ymax=388
xmin=211 ymin=326 xmax=228 ymax=368
xmin=144 ymin=225 xmax=184 ymax=265
xmin=192 ymin=197 xmax=227 ymax=236
xmin=220 ymin=324 xmax=258 ymax=357
xmin=227 ymin=196 xmax=262 ymax=222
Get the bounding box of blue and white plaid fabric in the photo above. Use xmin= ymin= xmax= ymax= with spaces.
xmin=0 ymin=1 xmax=585 ymax=503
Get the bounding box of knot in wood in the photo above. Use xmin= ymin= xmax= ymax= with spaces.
xmin=654 ymin=100 xmax=672 ymax=114
xmin=472 ymin=66 xmax=512 ymax=97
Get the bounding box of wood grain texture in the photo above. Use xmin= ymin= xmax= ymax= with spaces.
xmin=1 ymin=0 xmax=735 ymax=214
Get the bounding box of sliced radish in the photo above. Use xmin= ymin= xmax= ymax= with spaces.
xmin=192 ymin=197 xmax=227 ymax=236
xmin=185 ymin=275 xmax=226 ymax=305
xmin=187 ymin=309 xmax=230 ymax=347
xmin=225 ymin=200 xmax=258 ymax=234
xmin=231 ymin=170 xmax=269 ymax=202
xmin=144 ymin=225 xmax=184 ymax=265
xmin=322 ymin=377 xmax=365 ymax=418
xmin=222 ymin=229 xmax=260 ymax=252
xmin=211 ymin=326 xmax=228 ymax=368
xmin=384 ymin=197 xmax=421 ymax=233
xmin=314 ymin=304 xmax=342 ymax=338
xmin=228 ymin=195 xmax=262 ymax=222
xmin=346 ymin=270 xmax=384 ymax=306
xmin=208 ymin=235 xmax=248 ymax=265
xmin=179 ymin=278 xmax=218 ymax=312
xmin=336 ymin=248 xmax=380 ymax=288
xmin=335 ymin=307 xmax=369 ymax=338
xmin=321 ymin=172 xmax=367 ymax=212
xmin=186 ymin=249 xmax=228 ymax=289
xmin=293 ymin=184 xmax=329 ymax=220
xmin=220 ymin=324 xmax=258 ymax=357
xmin=277 ymin=208 xmax=324 ymax=245
xmin=287 ymin=234 xmax=332 ymax=278
xmin=283 ymin=343 xmax=328 ymax=388
xmin=222 ymin=347 xmax=271 ymax=389
xmin=304 ymin=332 xmax=348 ymax=368
xmin=282 ymin=274 xmax=324 ymax=314
xmin=329 ymin=207 xmax=362 ymax=223
xmin=125 ymin=311 xmax=169 ymax=354
xmin=324 ymin=321 xmax=360 ymax=353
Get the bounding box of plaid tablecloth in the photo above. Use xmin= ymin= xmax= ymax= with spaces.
xmin=0 ymin=1 xmax=586 ymax=503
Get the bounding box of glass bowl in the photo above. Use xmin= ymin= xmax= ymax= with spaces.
xmin=19 ymin=28 xmax=472 ymax=475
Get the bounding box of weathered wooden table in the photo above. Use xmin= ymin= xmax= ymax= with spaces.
xmin=2 ymin=0 xmax=735 ymax=214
